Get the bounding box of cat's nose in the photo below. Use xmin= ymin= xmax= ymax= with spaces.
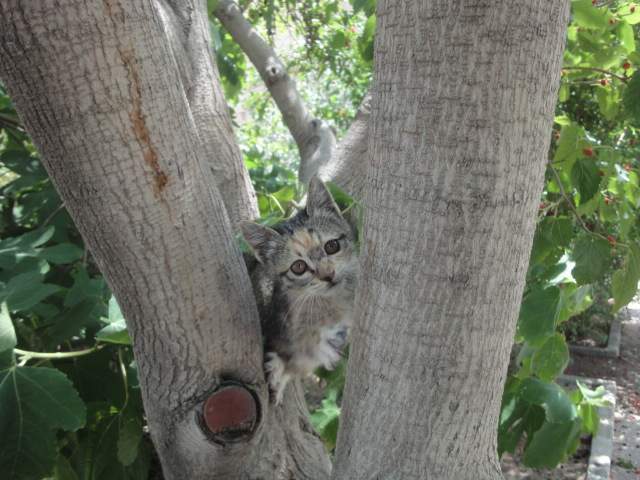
xmin=318 ymin=267 xmax=335 ymax=282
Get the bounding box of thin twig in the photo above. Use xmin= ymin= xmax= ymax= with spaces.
xmin=548 ymin=164 xmax=620 ymax=245
xmin=14 ymin=344 xmax=102 ymax=362
xmin=41 ymin=202 xmax=65 ymax=227
xmin=562 ymin=67 xmax=628 ymax=83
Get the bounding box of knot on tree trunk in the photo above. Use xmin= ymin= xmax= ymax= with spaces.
xmin=200 ymin=382 xmax=260 ymax=443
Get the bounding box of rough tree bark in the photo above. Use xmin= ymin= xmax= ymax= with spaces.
xmin=0 ymin=0 xmax=569 ymax=478
xmin=332 ymin=1 xmax=569 ymax=479
xmin=0 ymin=1 xmax=328 ymax=479
xmin=156 ymin=0 xmax=258 ymax=227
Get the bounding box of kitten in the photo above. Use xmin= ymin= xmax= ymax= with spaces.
xmin=242 ymin=177 xmax=358 ymax=404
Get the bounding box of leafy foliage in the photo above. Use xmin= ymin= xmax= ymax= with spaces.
xmin=0 ymin=84 xmax=151 ymax=479
xmin=498 ymin=0 xmax=640 ymax=466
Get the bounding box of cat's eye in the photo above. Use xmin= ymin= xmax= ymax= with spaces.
xmin=290 ymin=260 xmax=308 ymax=275
xmin=324 ymin=239 xmax=340 ymax=255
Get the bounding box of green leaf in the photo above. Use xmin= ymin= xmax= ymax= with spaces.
xmin=117 ymin=413 xmax=143 ymax=466
xmin=623 ymin=71 xmax=640 ymax=126
xmin=531 ymin=334 xmax=569 ymax=382
xmin=612 ymin=242 xmax=640 ymax=311
xmin=578 ymin=403 xmax=599 ymax=435
xmin=617 ymin=21 xmax=636 ymax=54
xmin=523 ymin=419 xmax=582 ymax=468
xmin=596 ymin=87 xmax=620 ymax=120
xmin=576 ymin=380 xmax=610 ymax=407
xmin=619 ymin=2 xmax=640 ymax=24
xmin=358 ymin=14 xmax=376 ymax=62
xmin=571 ymin=158 xmax=601 ymax=202
xmin=0 ymin=271 xmax=61 ymax=312
xmin=92 ymin=414 xmax=151 ymax=480
xmin=64 ymin=267 xmax=106 ymax=308
xmin=46 ymin=299 xmax=101 ymax=347
xmin=517 ymin=287 xmax=560 ymax=345
xmin=518 ymin=378 xmax=577 ymax=423
xmin=96 ymin=320 xmax=131 ymax=345
xmin=571 ymin=236 xmax=610 ymax=284
xmin=0 ymin=226 xmax=55 ymax=268
xmin=108 ymin=295 xmax=125 ymax=323
xmin=557 ymin=284 xmax=593 ymax=323
xmin=0 ymin=366 xmax=86 ymax=479
xmin=0 ymin=302 xmax=16 ymax=354
xmin=38 ymin=243 xmax=83 ymax=264
xmin=572 ymin=0 xmax=613 ymax=29
xmin=310 ymin=390 xmax=341 ymax=450
xmin=553 ymin=123 xmax=582 ymax=171
xmin=540 ymin=217 xmax=573 ymax=248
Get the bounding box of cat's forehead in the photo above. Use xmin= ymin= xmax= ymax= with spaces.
xmin=289 ymin=228 xmax=317 ymax=251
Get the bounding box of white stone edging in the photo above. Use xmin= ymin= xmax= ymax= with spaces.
xmin=568 ymin=310 xmax=624 ymax=358
xmin=557 ymin=374 xmax=616 ymax=480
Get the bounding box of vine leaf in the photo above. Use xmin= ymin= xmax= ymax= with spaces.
xmin=531 ymin=334 xmax=569 ymax=382
xmin=623 ymin=71 xmax=640 ymax=126
xmin=570 ymin=158 xmax=601 ymax=203
xmin=37 ymin=243 xmax=84 ymax=264
xmin=571 ymin=236 xmax=611 ymax=285
xmin=523 ymin=419 xmax=582 ymax=468
xmin=96 ymin=296 xmax=131 ymax=345
xmin=0 ymin=366 xmax=86 ymax=479
xmin=612 ymin=242 xmax=640 ymax=312
xmin=572 ymin=0 xmax=613 ymax=29
xmin=518 ymin=378 xmax=577 ymax=423
xmin=517 ymin=287 xmax=560 ymax=345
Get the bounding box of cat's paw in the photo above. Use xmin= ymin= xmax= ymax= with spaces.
xmin=265 ymin=352 xmax=290 ymax=405
xmin=316 ymin=338 xmax=343 ymax=370
xmin=327 ymin=327 xmax=348 ymax=352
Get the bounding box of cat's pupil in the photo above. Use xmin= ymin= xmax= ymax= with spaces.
xmin=324 ymin=239 xmax=340 ymax=255
xmin=290 ymin=259 xmax=307 ymax=275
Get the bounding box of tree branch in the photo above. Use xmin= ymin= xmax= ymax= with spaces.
xmin=212 ymin=0 xmax=337 ymax=184
xmin=157 ymin=0 xmax=259 ymax=226
xmin=318 ymin=92 xmax=370 ymax=199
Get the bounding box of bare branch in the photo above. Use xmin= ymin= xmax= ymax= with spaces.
xmin=213 ymin=0 xmax=337 ymax=184
xmin=318 ymin=93 xmax=370 ymax=199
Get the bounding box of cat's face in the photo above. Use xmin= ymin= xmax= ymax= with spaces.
xmin=242 ymin=178 xmax=358 ymax=305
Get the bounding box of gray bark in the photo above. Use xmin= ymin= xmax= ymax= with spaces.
xmin=157 ymin=0 xmax=258 ymax=226
xmin=317 ymin=93 xmax=370 ymax=199
xmin=0 ymin=1 xmax=328 ymax=479
xmin=332 ymin=1 xmax=569 ymax=479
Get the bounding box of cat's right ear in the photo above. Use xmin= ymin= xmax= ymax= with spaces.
xmin=241 ymin=222 xmax=281 ymax=263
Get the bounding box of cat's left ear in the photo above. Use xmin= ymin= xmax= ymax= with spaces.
xmin=307 ymin=176 xmax=341 ymax=218
xmin=241 ymin=222 xmax=281 ymax=263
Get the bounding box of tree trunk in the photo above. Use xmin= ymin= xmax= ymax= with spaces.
xmin=0 ymin=1 xmax=328 ymax=478
xmin=332 ymin=1 xmax=569 ymax=479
